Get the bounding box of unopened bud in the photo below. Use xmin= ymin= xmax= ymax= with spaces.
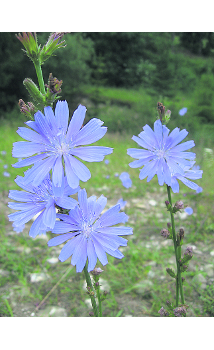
xmin=18 ymin=99 xmax=36 ymax=118
xmin=167 ymin=222 xmax=171 ymax=228
xmin=89 ymin=311 xmax=94 ymax=317
xmin=23 ymin=78 xmax=45 ymax=105
xmin=16 ymin=32 xmax=38 ymax=60
xmin=165 ymin=110 xmax=171 ymax=123
xmin=166 ymin=267 xmax=176 ymax=278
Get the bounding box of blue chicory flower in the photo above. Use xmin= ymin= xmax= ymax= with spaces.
xmin=104 ymin=159 xmax=109 ymax=164
xmin=184 ymin=207 xmax=193 ymax=215
xmin=127 ymin=119 xmax=196 ymax=188
xmin=119 ymin=172 xmax=132 ymax=188
xmin=48 ymin=188 xmax=133 ymax=272
xmin=179 ymin=107 xmax=187 ymax=116
xmin=8 ymin=174 xmax=79 ymax=237
xmin=12 ymin=101 xmax=113 ymax=188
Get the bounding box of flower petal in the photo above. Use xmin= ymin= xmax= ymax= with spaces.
xmin=70 ymin=146 xmax=113 ymax=162
xmin=54 ymin=100 xmax=69 ymax=134
xmin=59 ymin=235 xmax=82 ymax=262
xmin=12 ymin=141 xmax=46 ymax=158
xmin=63 ymin=154 xmax=80 ymax=188
xmin=66 ymin=105 xmax=86 ymax=140
xmin=87 ymin=239 xmax=97 ymax=272
xmin=70 ymin=156 xmax=91 ymax=182
xmin=48 ymin=232 xmax=77 ymax=246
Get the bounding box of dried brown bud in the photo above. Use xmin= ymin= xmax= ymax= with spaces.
xmin=46 ymin=73 xmax=63 ymax=94
xmin=91 ymin=267 xmax=104 ymax=276
xmin=161 ymin=228 xmax=170 ymax=238
xmin=158 ymin=307 xmax=169 ymax=317
xmin=179 ymin=228 xmax=184 ymax=240
xmin=174 ymin=200 xmax=184 ymax=210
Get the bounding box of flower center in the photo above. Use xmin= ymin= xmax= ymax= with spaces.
xmin=57 ymin=141 xmax=70 ymax=155
xmin=155 ymin=148 xmax=167 ymax=160
xmin=82 ymin=221 xmax=93 ymax=239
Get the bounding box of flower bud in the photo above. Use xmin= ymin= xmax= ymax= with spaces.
xmin=165 ymin=110 xmax=171 ymax=123
xmin=23 ymin=78 xmax=45 ymax=105
xmin=166 ymin=267 xmax=176 ymax=278
xmin=167 ymin=222 xmax=171 ymax=228
xmin=89 ymin=311 xmax=94 ymax=317
xmin=40 ymin=32 xmax=67 ymax=63
xmin=18 ymin=99 xmax=36 ymax=119
xmin=16 ymin=32 xmax=39 ymax=61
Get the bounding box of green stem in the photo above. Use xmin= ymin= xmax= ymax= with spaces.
xmin=83 ymin=263 xmax=99 ymax=317
xmin=96 ymin=282 xmax=102 ymax=317
xmin=166 ymin=185 xmax=185 ymax=307
xmin=33 ymin=60 xmax=46 ymax=95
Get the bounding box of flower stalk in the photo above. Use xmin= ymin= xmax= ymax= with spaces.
xmin=83 ymin=263 xmax=99 ymax=317
xmin=33 ymin=60 xmax=46 ymax=95
xmin=166 ymin=185 xmax=185 ymax=307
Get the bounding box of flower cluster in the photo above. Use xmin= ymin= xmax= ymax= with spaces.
xmin=127 ymin=119 xmax=202 ymax=192
xmin=9 ymin=100 xmax=133 ymax=272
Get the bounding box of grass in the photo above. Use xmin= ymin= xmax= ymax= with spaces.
xmin=0 ymin=90 xmax=214 ymax=317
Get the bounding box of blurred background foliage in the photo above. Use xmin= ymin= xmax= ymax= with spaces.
xmin=1 ymin=32 xmax=214 ymax=132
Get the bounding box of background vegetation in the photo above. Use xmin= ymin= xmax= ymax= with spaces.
xmin=0 ymin=32 xmax=214 ymax=317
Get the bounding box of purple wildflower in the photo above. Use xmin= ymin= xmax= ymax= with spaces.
xmin=127 ymin=119 xmax=196 ymax=188
xmin=48 ymin=188 xmax=133 ymax=272
xmin=12 ymin=101 xmax=113 ymax=188
xmin=8 ymin=174 xmax=79 ymax=237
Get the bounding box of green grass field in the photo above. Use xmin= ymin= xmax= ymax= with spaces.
xmin=0 ymin=89 xmax=214 ymax=317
